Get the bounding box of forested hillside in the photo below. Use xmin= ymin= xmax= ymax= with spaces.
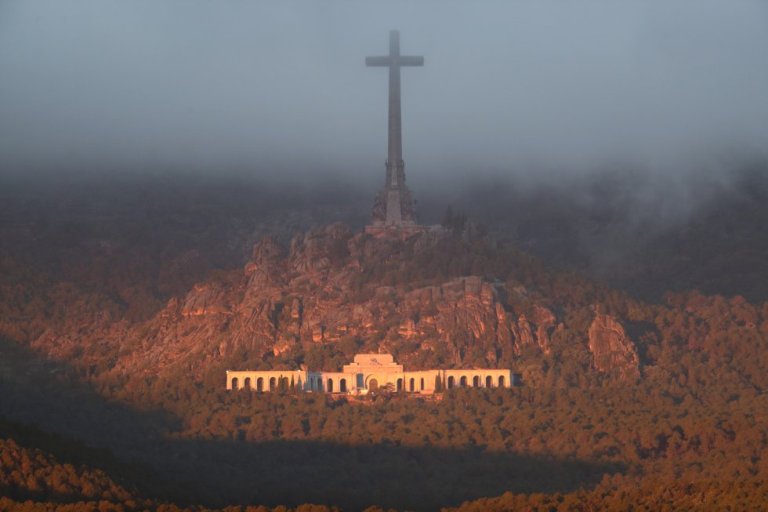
xmin=1 ymin=172 xmax=768 ymax=510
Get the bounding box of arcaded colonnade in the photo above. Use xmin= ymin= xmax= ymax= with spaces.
xmin=226 ymin=354 xmax=518 ymax=394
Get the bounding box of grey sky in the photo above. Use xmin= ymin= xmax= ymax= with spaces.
xmin=1 ymin=0 xmax=767 ymax=184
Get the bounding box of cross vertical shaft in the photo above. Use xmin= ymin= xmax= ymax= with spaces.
xmin=366 ymin=30 xmax=424 ymax=227
xmin=388 ymin=30 xmax=402 ymax=188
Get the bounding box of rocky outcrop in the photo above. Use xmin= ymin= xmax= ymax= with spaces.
xmin=512 ymin=306 xmax=556 ymax=355
xmin=5 ymin=223 xmax=647 ymax=389
xmin=531 ymin=305 xmax=556 ymax=354
xmin=289 ymin=223 xmax=351 ymax=273
xmin=104 ymin=232 xmax=569 ymax=377
xmin=180 ymin=283 xmax=230 ymax=317
xmin=588 ymin=312 xmax=640 ymax=379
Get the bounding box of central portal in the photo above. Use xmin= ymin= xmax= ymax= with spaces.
xmin=368 ymin=378 xmax=379 ymax=391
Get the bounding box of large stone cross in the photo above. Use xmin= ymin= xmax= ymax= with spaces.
xmin=366 ymin=30 xmax=423 ymax=227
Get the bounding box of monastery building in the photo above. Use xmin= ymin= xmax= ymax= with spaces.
xmin=226 ymin=353 xmax=516 ymax=394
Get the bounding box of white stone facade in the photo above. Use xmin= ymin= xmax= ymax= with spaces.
xmin=226 ymin=353 xmax=515 ymax=394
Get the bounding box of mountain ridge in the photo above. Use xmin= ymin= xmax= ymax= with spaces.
xmin=2 ymin=171 xmax=768 ymax=509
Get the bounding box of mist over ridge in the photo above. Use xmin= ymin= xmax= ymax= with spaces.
xmin=2 ymin=0 xmax=768 ymax=302
xmin=1 ymin=0 xmax=767 ymax=182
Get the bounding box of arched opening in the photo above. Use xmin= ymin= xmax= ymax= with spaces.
xmin=460 ymin=376 xmax=468 ymax=388
xmin=420 ymin=378 xmax=425 ymax=391
xmin=447 ymin=376 xmax=455 ymax=389
xmin=231 ymin=377 xmax=239 ymax=390
xmin=409 ymin=378 xmax=415 ymax=392
xmin=257 ymin=377 xmax=264 ymax=392
xmin=472 ymin=376 xmax=480 ymax=387
xmin=368 ymin=378 xmax=379 ymax=392
xmin=498 ymin=375 xmax=505 ymax=388
xmin=340 ymin=378 xmax=347 ymax=393
xmin=269 ymin=377 xmax=276 ymax=391
xmin=485 ymin=375 xmax=492 ymax=388
xmin=244 ymin=377 xmax=252 ymax=390
xmin=397 ymin=378 xmax=403 ymax=392
xmin=327 ymin=378 xmax=334 ymax=393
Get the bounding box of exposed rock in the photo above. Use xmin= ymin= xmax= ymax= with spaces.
xmin=2 ymin=222 xmax=656 ymax=389
xmin=513 ymin=315 xmax=535 ymax=353
xmin=588 ymin=311 xmax=641 ymax=379
xmin=531 ymin=305 xmax=556 ymax=354
xmin=289 ymin=223 xmax=352 ymax=273
xmin=251 ymin=235 xmax=283 ymax=266
xmin=511 ymin=307 xmax=555 ymax=355
xmin=495 ymin=303 xmax=514 ymax=349
xmin=290 ymin=297 xmax=302 ymax=321
xmin=181 ymin=283 xmax=230 ymax=317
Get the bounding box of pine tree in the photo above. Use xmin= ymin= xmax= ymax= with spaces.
xmin=435 ymin=375 xmax=444 ymax=393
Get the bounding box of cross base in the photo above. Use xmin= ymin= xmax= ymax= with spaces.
xmin=364 ymin=223 xmax=443 ymax=239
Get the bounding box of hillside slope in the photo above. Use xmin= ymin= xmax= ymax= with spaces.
xmin=2 ymin=172 xmax=768 ymax=509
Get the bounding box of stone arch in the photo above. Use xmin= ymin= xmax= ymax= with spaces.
xmin=244 ymin=377 xmax=252 ymax=390
xmin=460 ymin=376 xmax=468 ymax=388
xmin=327 ymin=378 xmax=334 ymax=393
xmin=340 ymin=378 xmax=347 ymax=393
xmin=269 ymin=377 xmax=276 ymax=391
xmin=472 ymin=375 xmax=480 ymax=388
xmin=397 ymin=378 xmax=403 ymax=392
xmin=420 ymin=378 xmax=425 ymax=391
xmin=231 ymin=377 xmax=239 ymax=390
xmin=409 ymin=378 xmax=415 ymax=392
xmin=447 ymin=376 xmax=455 ymax=389
xmin=257 ymin=377 xmax=264 ymax=392
xmin=486 ymin=375 xmax=493 ymax=388
xmin=498 ymin=375 xmax=505 ymax=388
xmin=368 ymin=378 xmax=379 ymax=392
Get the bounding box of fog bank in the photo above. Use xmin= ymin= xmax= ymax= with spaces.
xmin=1 ymin=0 xmax=766 ymax=182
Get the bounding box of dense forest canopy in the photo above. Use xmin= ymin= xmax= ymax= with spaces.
xmin=1 ymin=170 xmax=768 ymax=510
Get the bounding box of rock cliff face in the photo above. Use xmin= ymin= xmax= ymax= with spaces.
xmin=8 ymin=223 xmax=643 ymax=391
xmin=588 ymin=312 xmax=641 ymax=380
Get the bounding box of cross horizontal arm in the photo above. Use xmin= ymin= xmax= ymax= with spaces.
xmin=398 ymin=56 xmax=424 ymax=66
